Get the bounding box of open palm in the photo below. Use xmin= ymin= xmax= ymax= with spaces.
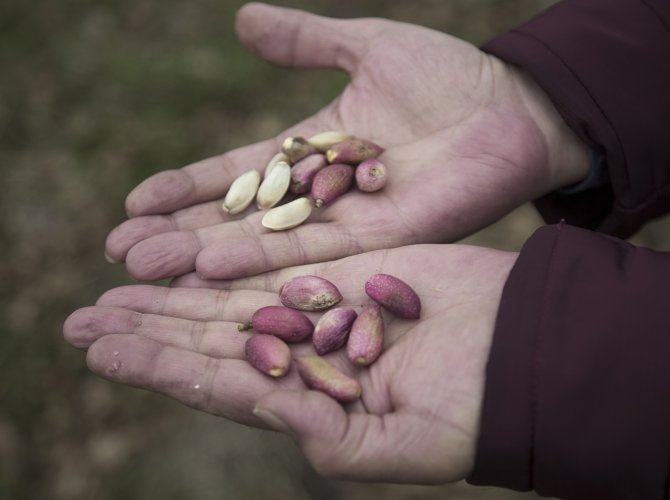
xmin=105 ymin=2 xmax=584 ymax=281
xmin=64 ymin=244 xmax=517 ymax=483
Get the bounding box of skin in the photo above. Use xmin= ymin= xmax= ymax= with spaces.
xmin=104 ymin=3 xmax=588 ymax=281
xmin=68 ymin=3 xmax=593 ymax=484
xmin=63 ymin=244 xmax=516 ymax=483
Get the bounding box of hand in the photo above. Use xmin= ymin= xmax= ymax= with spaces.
xmin=105 ymin=2 xmax=585 ymax=281
xmin=64 ymin=244 xmax=517 ymax=483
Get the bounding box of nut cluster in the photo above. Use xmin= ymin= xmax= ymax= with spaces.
xmin=241 ymin=273 xmax=421 ymax=404
xmin=222 ymin=131 xmax=387 ymax=230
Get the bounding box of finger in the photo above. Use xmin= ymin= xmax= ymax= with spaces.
xmin=235 ymin=3 xmax=370 ymax=72
xmin=64 ymin=306 xmax=137 ymax=350
xmin=123 ymin=200 xmax=350 ymax=282
xmin=187 ymin=177 xmax=417 ymax=281
xmin=170 ymin=246 xmax=384 ymax=293
xmin=86 ymin=334 xmax=293 ymax=425
xmin=254 ymin=390 xmax=456 ymax=483
xmin=123 ymin=161 xmax=383 ymax=283
xmin=105 ymin=200 xmax=233 ymax=263
xmin=95 ymin=284 xmax=277 ymax=322
xmin=195 ymin=220 xmax=369 ymax=280
xmin=124 ymin=229 xmax=204 ymax=280
xmin=122 ymin=211 xmax=267 ymax=281
xmin=63 ymin=306 xmax=248 ymax=358
xmin=170 ymin=272 xmax=228 ymax=289
xmin=124 ymin=140 xmax=277 ymax=217
xmin=185 ymin=251 xmax=387 ymax=308
xmin=123 ymin=110 xmax=344 ymax=219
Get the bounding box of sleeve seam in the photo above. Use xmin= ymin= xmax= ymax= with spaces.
xmin=529 ymin=221 xmax=565 ymax=488
xmin=640 ymin=0 xmax=670 ymax=32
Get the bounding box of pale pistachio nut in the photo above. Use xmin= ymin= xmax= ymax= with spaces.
xmin=256 ymin=160 xmax=291 ymax=209
xmin=264 ymin=152 xmax=289 ymax=178
xmin=295 ymin=355 xmax=361 ymax=403
xmin=282 ymin=136 xmax=317 ymax=164
xmin=222 ymin=170 xmax=261 ymax=214
xmin=306 ymin=131 xmax=354 ymax=152
xmin=261 ymin=197 xmax=313 ymax=231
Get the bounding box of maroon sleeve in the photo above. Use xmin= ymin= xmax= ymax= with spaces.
xmin=482 ymin=0 xmax=670 ymax=238
xmin=467 ymin=223 xmax=670 ymax=499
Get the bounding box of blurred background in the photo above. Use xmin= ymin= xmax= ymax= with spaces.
xmin=2 ymin=1 xmax=669 ymax=499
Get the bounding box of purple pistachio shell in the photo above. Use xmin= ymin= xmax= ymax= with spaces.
xmin=245 ymin=335 xmax=291 ymax=377
xmin=313 ymin=307 xmax=358 ymax=355
xmin=290 ymin=154 xmax=327 ymax=194
xmin=279 ymin=275 xmax=343 ymax=311
xmin=355 ymin=158 xmax=387 ymax=192
xmin=346 ymin=304 xmax=384 ymax=366
xmin=241 ymin=305 xmax=314 ymax=342
xmin=310 ymin=163 xmax=354 ymax=207
xmin=325 ymin=138 xmax=384 ymax=164
xmin=364 ymin=273 xmax=421 ymax=319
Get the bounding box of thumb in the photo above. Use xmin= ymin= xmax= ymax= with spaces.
xmin=253 ymin=390 xmax=451 ymax=482
xmin=235 ymin=2 xmax=367 ymax=72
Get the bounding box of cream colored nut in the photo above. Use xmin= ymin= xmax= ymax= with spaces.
xmin=222 ymin=170 xmax=261 ymax=214
xmin=256 ymin=161 xmax=291 ymax=209
xmin=295 ymin=355 xmax=361 ymax=403
xmin=261 ymin=197 xmax=312 ymax=231
xmin=264 ymin=152 xmax=289 ymax=178
xmin=281 ymin=136 xmax=317 ymax=164
xmin=306 ymin=131 xmax=354 ymax=152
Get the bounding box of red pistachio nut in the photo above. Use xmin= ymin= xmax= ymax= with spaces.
xmin=295 ymin=355 xmax=361 ymax=403
xmin=239 ymin=305 xmax=314 ymax=342
xmin=325 ymin=138 xmax=384 ymax=165
xmin=355 ymin=158 xmax=387 ymax=192
xmin=310 ymin=163 xmax=354 ymax=208
xmin=313 ymin=307 xmax=357 ymax=356
xmin=245 ymin=334 xmax=291 ymax=378
xmin=290 ymin=154 xmax=327 ymax=194
xmin=279 ymin=275 xmax=343 ymax=311
xmin=346 ymin=304 xmax=384 ymax=366
xmin=364 ymin=273 xmax=421 ymax=319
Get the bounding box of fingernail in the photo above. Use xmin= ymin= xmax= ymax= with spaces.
xmin=253 ymin=407 xmax=293 ymax=436
xmin=125 ymin=203 xmax=137 ymax=218
xmin=104 ymin=251 xmax=118 ymax=264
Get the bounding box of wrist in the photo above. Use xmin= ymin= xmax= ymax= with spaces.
xmin=557 ymin=148 xmax=609 ymax=195
xmin=506 ymin=63 xmax=591 ymax=191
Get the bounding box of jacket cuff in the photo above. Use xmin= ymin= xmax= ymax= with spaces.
xmin=482 ymin=0 xmax=670 ymax=237
xmin=468 ymin=223 xmax=670 ymax=499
